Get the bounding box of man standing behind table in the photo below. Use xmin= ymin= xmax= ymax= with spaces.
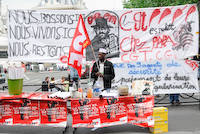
xmin=69 ymin=66 xmax=80 ymax=87
xmin=91 ymin=48 xmax=115 ymax=93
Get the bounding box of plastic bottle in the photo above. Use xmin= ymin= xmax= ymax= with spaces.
xmin=87 ymin=81 xmax=93 ymax=98
xmin=93 ymin=81 xmax=101 ymax=97
xmin=78 ymin=81 xmax=83 ymax=98
xmin=71 ymin=81 xmax=77 ymax=98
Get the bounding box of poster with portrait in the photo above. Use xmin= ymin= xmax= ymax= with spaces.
xmin=0 ymin=101 xmax=13 ymax=125
xmin=39 ymin=100 xmax=67 ymax=127
xmin=12 ymin=99 xmax=40 ymax=125
xmin=71 ymin=98 xmax=100 ymax=128
xmin=126 ymin=95 xmax=154 ymax=127
xmin=99 ymin=97 xmax=127 ymax=127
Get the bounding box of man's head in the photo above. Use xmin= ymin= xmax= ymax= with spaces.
xmin=91 ymin=18 xmax=112 ymax=39
xmin=45 ymin=77 xmax=49 ymax=82
xmin=98 ymin=48 xmax=107 ymax=62
xmin=62 ymin=76 xmax=65 ymax=81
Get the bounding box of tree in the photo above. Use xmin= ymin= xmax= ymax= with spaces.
xmin=122 ymin=0 xmax=199 ymax=8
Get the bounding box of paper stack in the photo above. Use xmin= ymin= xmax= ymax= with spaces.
xmin=8 ymin=67 xmax=25 ymax=79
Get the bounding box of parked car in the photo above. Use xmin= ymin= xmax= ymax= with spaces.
xmin=0 ymin=64 xmax=5 ymax=84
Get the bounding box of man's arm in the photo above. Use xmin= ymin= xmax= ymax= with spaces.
xmin=91 ymin=62 xmax=98 ymax=79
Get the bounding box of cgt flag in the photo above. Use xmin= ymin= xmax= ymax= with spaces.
xmin=68 ymin=14 xmax=91 ymax=77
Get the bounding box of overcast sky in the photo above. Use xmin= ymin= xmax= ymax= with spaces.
xmin=2 ymin=0 xmax=123 ymax=14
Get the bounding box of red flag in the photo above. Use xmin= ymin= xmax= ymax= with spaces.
xmin=68 ymin=14 xmax=91 ymax=77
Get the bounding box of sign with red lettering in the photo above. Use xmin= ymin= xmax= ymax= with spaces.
xmin=71 ymin=98 xmax=100 ymax=128
xmin=40 ymin=101 xmax=67 ymax=127
xmin=8 ymin=4 xmax=198 ymax=63
xmin=126 ymin=95 xmax=154 ymax=127
xmin=0 ymin=101 xmax=13 ymax=125
xmin=71 ymin=96 xmax=154 ymax=128
xmin=13 ymin=99 xmax=40 ymax=125
xmin=99 ymin=97 xmax=127 ymax=127
xmin=0 ymin=92 xmax=67 ymax=127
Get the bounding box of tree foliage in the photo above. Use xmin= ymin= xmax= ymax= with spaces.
xmin=122 ymin=0 xmax=199 ymax=8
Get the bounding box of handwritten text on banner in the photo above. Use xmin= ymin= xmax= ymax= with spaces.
xmin=112 ymin=59 xmax=199 ymax=94
xmin=8 ymin=4 xmax=199 ymax=63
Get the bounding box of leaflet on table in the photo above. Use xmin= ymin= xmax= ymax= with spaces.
xmin=0 ymin=101 xmax=13 ymax=125
xmin=27 ymin=92 xmax=67 ymax=102
xmin=0 ymin=92 xmax=34 ymax=101
xmin=0 ymin=92 xmax=68 ymax=127
xmin=71 ymin=98 xmax=100 ymax=128
xmin=99 ymin=97 xmax=127 ymax=127
xmin=71 ymin=96 xmax=154 ymax=128
xmin=12 ymin=99 xmax=40 ymax=125
xmin=126 ymin=95 xmax=154 ymax=127
xmin=40 ymin=101 xmax=67 ymax=127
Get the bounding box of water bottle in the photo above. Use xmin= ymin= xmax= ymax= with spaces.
xmin=78 ymin=81 xmax=83 ymax=98
xmin=72 ymin=81 xmax=77 ymax=98
xmin=93 ymin=81 xmax=101 ymax=97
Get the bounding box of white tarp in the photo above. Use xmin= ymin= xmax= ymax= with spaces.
xmin=112 ymin=59 xmax=199 ymax=94
xmin=7 ymin=4 xmax=199 ymax=63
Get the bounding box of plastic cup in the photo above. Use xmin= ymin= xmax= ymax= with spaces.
xmin=7 ymin=79 xmax=23 ymax=95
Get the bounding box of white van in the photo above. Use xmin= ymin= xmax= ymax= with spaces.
xmin=39 ymin=64 xmax=44 ymax=71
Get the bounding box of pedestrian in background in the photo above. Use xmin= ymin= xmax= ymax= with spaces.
xmin=61 ymin=76 xmax=69 ymax=91
xmin=169 ymin=94 xmax=180 ymax=106
xmin=42 ymin=77 xmax=49 ymax=92
xmin=48 ymin=77 xmax=60 ymax=92
xmin=21 ymin=62 xmax=30 ymax=80
xmin=69 ymin=66 xmax=80 ymax=87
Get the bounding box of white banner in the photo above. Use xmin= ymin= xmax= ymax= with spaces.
xmin=8 ymin=4 xmax=199 ymax=63
xmin=112 ymin=59 xmax=199 ymax=94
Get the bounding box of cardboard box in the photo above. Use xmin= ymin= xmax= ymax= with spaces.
xmin=153 ymin=107 xmax=168 ymax=114
xmin=149 ymin=121 xmax=168 ymax=133
xmin=153 ymin=107 xmax=168 ymax=122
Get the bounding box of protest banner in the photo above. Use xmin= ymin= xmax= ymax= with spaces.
xmin=7 ymin=4 xmax=199 ymax=63
xmin=112 ymin=59 xmax=199 ymax=94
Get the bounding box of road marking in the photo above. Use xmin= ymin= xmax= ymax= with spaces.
xmin=23 ymin=79 xmax=41 ymax=84
xmin=55 ymin=79 xmax=61 ymax=83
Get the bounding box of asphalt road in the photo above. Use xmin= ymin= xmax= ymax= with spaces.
xmin=0 ymin=71 xmax=200 ymax=134
xmin=1 ymin=70 xmax=89 ymax=92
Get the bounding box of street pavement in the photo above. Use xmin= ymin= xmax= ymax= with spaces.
xmin=0 ymin=71 xmax=200 ymax=134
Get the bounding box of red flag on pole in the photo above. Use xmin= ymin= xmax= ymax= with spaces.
xmin=68 ymin=14 xmax=91 ymax=77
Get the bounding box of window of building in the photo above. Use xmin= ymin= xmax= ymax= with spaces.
xmin=0 ymin=51 xmax=8 ymax=58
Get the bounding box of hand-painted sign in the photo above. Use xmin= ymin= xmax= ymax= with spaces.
xmin=8 ymin=4 xmax=199 ymax=63
xmin=112 ymin=59 xmax=199 ymax=94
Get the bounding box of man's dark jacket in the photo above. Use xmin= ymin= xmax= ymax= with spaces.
xmin=91 ymin=60 xmax=115 ymax=88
